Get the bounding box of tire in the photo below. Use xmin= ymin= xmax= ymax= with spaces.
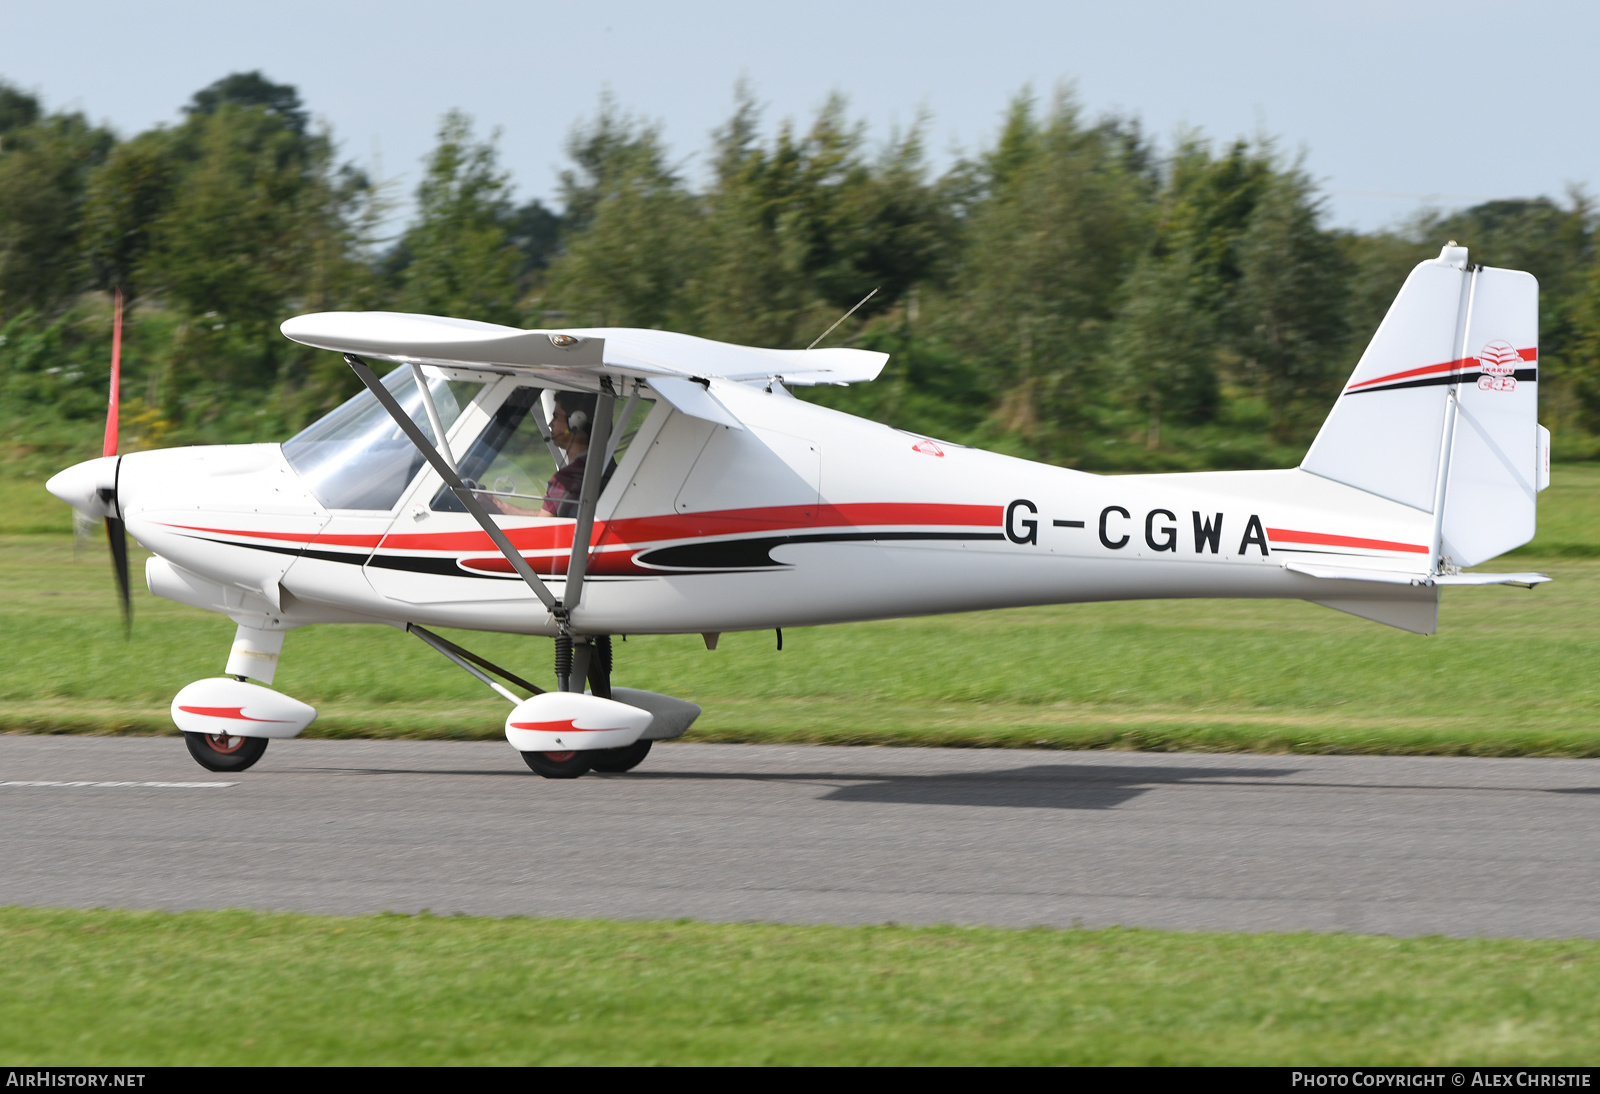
xmin=521 ymin=750 xmax=593 ymax=779
xmin=184 ymin=731 xmax=269 ymax=773
xmin=589 ymin=739 xmax=652 ymax=773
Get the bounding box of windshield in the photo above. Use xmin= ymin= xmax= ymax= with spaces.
xmin=283 ymin=366 xmax=482 ymax=510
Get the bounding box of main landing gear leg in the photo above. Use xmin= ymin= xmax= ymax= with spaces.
xmin=521 ymin=630 xmax=594 ymax=779
xmin=585 ymin=635 xmax=652 ymax=774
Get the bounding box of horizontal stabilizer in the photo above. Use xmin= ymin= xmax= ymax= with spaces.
xmin=1431 ymin=571 xmax=1550 ymax=587
xmin=1286 ymin=561 xmax=1548 ymax=588
xmin=1285 ymin=562 xmax=1423 ymax=585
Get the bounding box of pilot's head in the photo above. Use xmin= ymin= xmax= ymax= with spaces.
xmin=552 ymin=390 xmax=598 ymax=442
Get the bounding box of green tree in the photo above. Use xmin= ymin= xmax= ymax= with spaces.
xmin=185 ymin=70 xmax=309 ymax=138
xmin=0 ymin=80 xmax=40 ymax=136
xmin=1106 ymin=252 xmax=1218 ymax=449
xmin=1233 ymin=166 xmax=1348 ymax=442
xmin=81 ymin=131 xmax=178 ymax=303
xmin=0 ymin=101 xmax=113 ymax=318
xmin=1157 ymin=137 xmax=1273 ymax=323
xmin=1565 ymin=247 xmax=1600 ymax=432
xmin=945 ymin=90 xmax=1152 ymax=452
xmin=543 ymin=100 xmax=702 ymax=329
xmin=143 ymin=107 xmax=322 ymax=341
xmin=126 ymin=74 xmax=379 ymax=413
xmin=394 ymin=111 xmax=522 ymax=325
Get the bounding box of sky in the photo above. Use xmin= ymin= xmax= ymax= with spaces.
xmin=3 ymin=0 xmax=1595 ymax=238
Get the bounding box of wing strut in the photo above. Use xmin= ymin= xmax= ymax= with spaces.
xmin=346 ymin=354 xmax=561 ymax=618
xmin=563 ymin=388 xmax=615 ymax=613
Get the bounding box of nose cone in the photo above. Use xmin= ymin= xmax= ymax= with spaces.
xmin=46 ymin=455 xmax=119 ymax=518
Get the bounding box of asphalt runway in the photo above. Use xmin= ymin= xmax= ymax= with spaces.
xmin=3 ymin=736 xmax=1599 ymax=937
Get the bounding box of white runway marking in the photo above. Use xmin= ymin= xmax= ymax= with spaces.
xmin=0 ymin=780 xmax=235 ymax=788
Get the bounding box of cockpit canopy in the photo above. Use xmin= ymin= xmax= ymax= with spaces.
xmin=282 ymin=364 xmax=650 ymax=514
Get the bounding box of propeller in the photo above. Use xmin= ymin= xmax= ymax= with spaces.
xmin=103 ymin=289 xmax=131 ymax=634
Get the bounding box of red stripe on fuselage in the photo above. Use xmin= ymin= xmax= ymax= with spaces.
xmin=159 ymin=523 xmax=384 ymax=548
xmin=163 ymin=503 xmax=1005 ymax=556
xmin=1266 ymin=527 xmax=1429 ymax=554
xmin=1347 ymin=347 xmax=1536 ymax=392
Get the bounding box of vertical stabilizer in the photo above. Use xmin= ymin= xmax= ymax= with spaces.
xmin=1301 ymin=246 xmax=1540 ymax=568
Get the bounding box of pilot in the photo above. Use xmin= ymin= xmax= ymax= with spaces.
xmin=489 ymin=390 xmax=599 ymax=519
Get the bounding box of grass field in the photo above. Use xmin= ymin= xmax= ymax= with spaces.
xmin=2 ymin=464 xmax=1596 ymax=753
xmin=2 ymin=907 xmax=1598 ymax=1066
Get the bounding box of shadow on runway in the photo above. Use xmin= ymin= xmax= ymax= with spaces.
xmin=253 ymin=759 xmax=1600 ymax=810
xmin=814 ymin=763 xmax=1299 ymax=810
xmin=257 ymin=759 xmax=1297 ymax=809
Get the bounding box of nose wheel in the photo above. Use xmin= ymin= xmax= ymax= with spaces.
xmin=184 ymin=732 xmax=269 ymax=772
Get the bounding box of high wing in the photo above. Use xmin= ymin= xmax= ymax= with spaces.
xmin=280 ymin=312 xmax=886 ymax=389
xmin=281 ymin=311 xmax=887 ymax=430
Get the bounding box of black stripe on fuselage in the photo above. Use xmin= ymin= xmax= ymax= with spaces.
xmin=174 ymin=528 xmax=1006 ymax=578
xmin=1348 ymin=367 xmax=1536 ymax=395
xmin=172 ymin=534 xmax=368 ymax=567
xmin=635 ymin=530 xmax=1005 ymax=571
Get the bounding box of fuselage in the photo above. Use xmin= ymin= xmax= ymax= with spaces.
xmin=86 ymin=369 xmax=1439 ymax=639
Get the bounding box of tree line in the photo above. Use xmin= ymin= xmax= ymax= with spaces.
xmin=3 ymin=71 xmax=1598 ymax=469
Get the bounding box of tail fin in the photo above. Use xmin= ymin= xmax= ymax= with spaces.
xmin=1301 ymin=245 xmax=1543 ymax=569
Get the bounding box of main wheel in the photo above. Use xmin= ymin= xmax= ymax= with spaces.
xmin=590 ymin=739 xmax=652 ymax=773
xmin=184 ymin=731 xmax=269 ymax=773
xmin=521 ymin=750 xmax=593 ymax=779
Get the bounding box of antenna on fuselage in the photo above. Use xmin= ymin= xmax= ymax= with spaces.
xmin=806 ymin=286 xmax=879 ymax=350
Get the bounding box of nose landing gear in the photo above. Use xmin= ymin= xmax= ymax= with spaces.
xmin=172 ymin=625 xmax=314 ymax=773
xmin=184 ymin=731 xmax=270 ymax=772
xmin=520 ymin=749 xmax=594 ymax=779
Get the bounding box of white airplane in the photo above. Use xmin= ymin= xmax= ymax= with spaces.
xmin=47 ymin=244 xmax=1550 ymax=777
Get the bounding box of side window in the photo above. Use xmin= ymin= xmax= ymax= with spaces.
xmin=434 ymin=387 xmax=556 ymax=513
xmin=434 ymin=384 xmax=653 ymax=518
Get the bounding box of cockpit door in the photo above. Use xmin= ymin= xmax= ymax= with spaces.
xmin=362 ymin=380 xmax=664 ymax=606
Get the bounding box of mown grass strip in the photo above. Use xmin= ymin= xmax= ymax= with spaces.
xmin=10 ymin=699 xmax=1600 ymax=758
xmin=2 ymin=907 xmax=1598 ymax=1066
